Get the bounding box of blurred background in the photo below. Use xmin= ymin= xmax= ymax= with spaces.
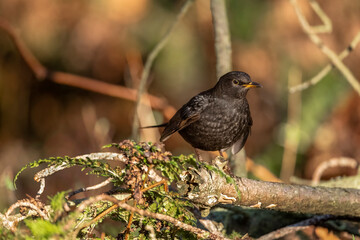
xmin=0 ymin=0 xmax=360 ymax=210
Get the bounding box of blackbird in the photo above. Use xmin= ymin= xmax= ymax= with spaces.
xmin=145 ymin=71 xmax=261 ymax=156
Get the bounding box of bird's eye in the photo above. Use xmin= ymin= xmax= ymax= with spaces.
xmin=232 ymin=79 xmax=240 ymax=85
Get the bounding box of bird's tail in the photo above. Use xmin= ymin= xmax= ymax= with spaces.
xmin=140 ymin=123 xmax=168 ymax=129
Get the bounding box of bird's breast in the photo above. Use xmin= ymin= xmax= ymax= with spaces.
xmin=179 ymin=98 xmax=251 ymax=151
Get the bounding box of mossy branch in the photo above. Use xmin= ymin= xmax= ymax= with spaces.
xmin=5 ymin=140 xmax=360 ymax=239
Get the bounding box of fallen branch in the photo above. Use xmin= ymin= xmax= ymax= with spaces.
xmin=179 ymin=167 xmax=360 ymax=217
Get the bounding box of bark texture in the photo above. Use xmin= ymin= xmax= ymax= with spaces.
xmin=178 ymin=167 xmax=360 ymax=217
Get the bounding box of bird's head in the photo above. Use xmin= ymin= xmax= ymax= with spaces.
xmin=215 ymin=71 xmax=262 ymax=98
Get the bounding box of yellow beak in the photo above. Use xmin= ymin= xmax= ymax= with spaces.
xmin=242 ymin=81 xmax=262 ymax=89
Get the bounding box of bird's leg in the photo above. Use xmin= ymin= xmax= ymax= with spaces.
xmin=194 ymin=148 xmax=204 ymax=162
xmin=214 ymin=150 xmax=233 ymax=175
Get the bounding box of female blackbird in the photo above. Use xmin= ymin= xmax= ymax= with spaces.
xmin=146 ymin=71 xmax=261 ymax=155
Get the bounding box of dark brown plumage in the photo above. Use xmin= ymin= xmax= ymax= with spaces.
xmin=146 ymin=71 xmax=261 ymax=155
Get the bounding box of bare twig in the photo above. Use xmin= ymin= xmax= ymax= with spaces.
xmin=35 ymin=178 xmax=46 ymax=199
xmin=281 ymin=67 xmax=302 ymax=182
xmin=75 ymin=152 xmax=128 ymax=162
xmin=0 ymin=19 xmax=176 ymax=121
xmin=34 ymin=162 xmax=69 ymax=182
xmin=73 ymin=195 xmax=132 ymax=238
xmin=289 ymin=0 xmax=360 ymax=95
xmin=290 ymin=31 xmax=360 ymax=93
xmin=76 ymin=194 xmax=229 ymax=240
xmin=126 ymin=50 xmax=160 ymax=143
xmin=312 ymin=157 xmax=358 ymax=185
xmin=141 ymin=179 xmax=168 ymax=193
xmin=124 ymin=210 xmax=135 ymax=240
xmin=74 ymin=173 xmax=168 ymax=237
xmin=304 ymin=0 xmax=332 ymax=34
xmin=67 ymin=177 xmax=113 ymax=199
xmin=131 ymin=0 xmax=194 ymax=140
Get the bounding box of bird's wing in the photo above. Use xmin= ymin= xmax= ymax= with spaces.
xmin=231 ymin=116 xmax=252 ymax=154
xmin=160 ymin=93 xmax=210 ymax=142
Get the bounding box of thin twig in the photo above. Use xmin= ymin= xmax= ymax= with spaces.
xmin=126 ymin=50 xmax=160 ymax=143
xmin=35 ymin=178 xmax=46 ymax=199
xmin=289 ymin=0 xmax=360 ymax=95
xmin=141 ymin=179 xmax=168 ymax=193
xmin=306 ymin=0 xmax=332 ymax=34
xmin=73 ymin=195 xmax=132 ymax=239
xmin=289 ymin=31 xmax=360 ymax=93
xmin=67 ymin=177 xmax=113 ymax=199
xmin=76 ymin=194 xmax=229 ymax=240
xmin=124 ymin=211 xmax=135 ymax=240
xmin=131 ymin=0 xmax=194 ymax=140
xmin=312 ymin=157 xmax=358 ymax=185
xmin=34 ymin=162 xmax=69 ymax=182
xmin=74 ymin=174 xmax=168 ymax=237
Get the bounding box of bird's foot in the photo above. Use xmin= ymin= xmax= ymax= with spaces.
xmin=213 ymin=156 xmax=233 ymax=175
xmin=194 ymin=148 xmax=206 ymax=163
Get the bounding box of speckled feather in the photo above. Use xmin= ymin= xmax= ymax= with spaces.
xmin=158 ymin=71 xmax=261 ymax=154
